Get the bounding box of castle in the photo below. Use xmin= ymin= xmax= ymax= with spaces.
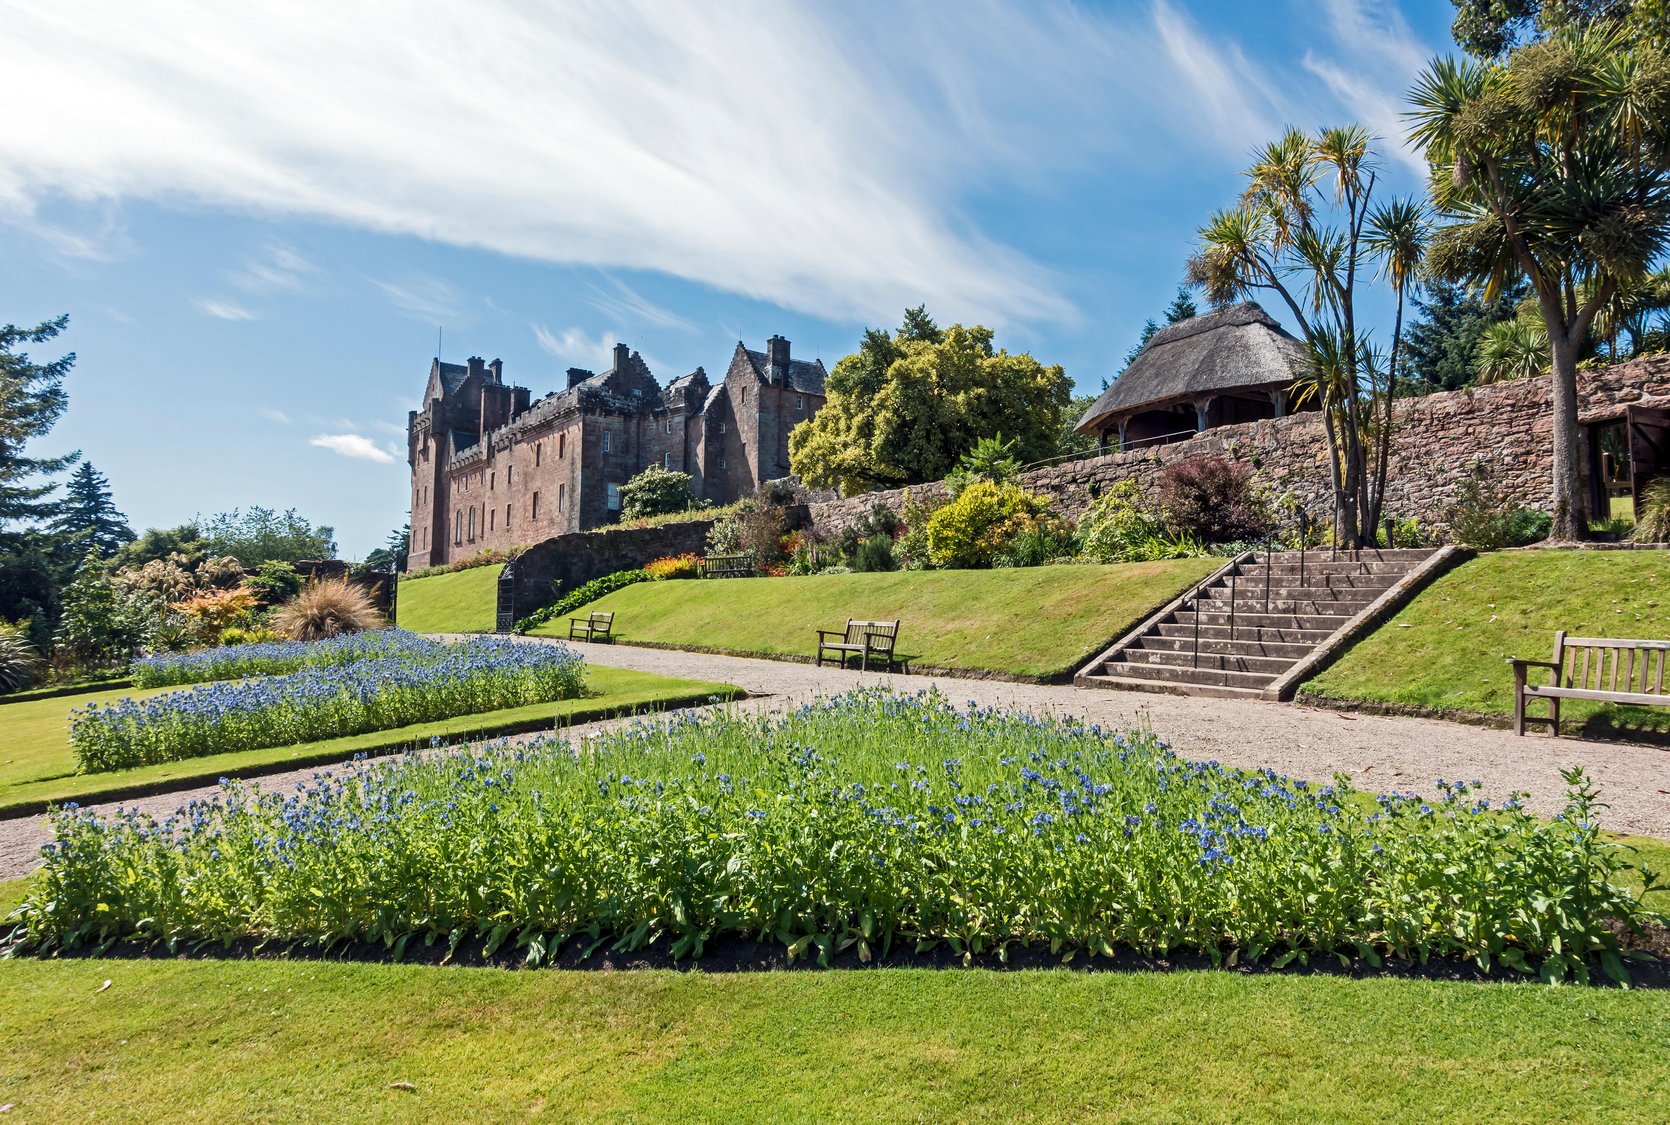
xmin=406 ymin=336 xmax=828 ymax=570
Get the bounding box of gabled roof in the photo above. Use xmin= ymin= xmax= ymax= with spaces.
xmin=1076 ymin=302 xmax=1308 ymax=434
xmin=434 ymin=360 xmax=469 ymax=397
xmin=740 ymin=348 xmax=828 ymax=396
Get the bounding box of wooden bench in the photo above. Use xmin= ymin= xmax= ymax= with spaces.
xmin=1510 ymin=631 xmax=1670 ymax=736
xmin=568 ymin=611 xmax=615 ymax=642
xmin=816 ymin=619 xmax=900 ymax=672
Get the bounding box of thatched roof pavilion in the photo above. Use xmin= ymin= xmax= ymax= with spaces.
xmin=1075 ymin=301 xmax=1311 ymax=451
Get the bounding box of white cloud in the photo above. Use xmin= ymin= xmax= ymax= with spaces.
xmin=1303 ymin=0 xmax=1439 ymax=176
xmin=532 ymin=324 xmax=617 ymax=368
xmin=230 ymin=242 xmax=317 ymax=293
xmin=584 ymin=275 xmax=696 ymax=333
xmin=196 ymin=297 xmax=256 ymax=320
xmin=262 ymin=407 xmax=291 ymax=424
xmin=0 ymin=1 xmax=1437 ymax=325
xmin=372 ymin=275 xmax=463 ymax=324
xmin=309 ymin=433 xmax=397 ymax=463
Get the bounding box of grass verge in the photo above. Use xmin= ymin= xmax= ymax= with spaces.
xmin=0 ymin=961 xmax=1666 ymax=1121
xmin=0 ymin=667 xmax=741 ymax=816
xmin=529 ymin=560 xmax=1220 ymax=679
xmin=1303 ymin=550 xmax=1670 ymax=735
xmin=0 ymin=677 xmax=134 ymax=705
xmin=395 ymin=563 xmax=504 ymax=633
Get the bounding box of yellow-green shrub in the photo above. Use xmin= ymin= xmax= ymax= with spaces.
xmin=924 ymin=481 xmax=1052 ymax=569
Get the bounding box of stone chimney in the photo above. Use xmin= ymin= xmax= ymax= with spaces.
xmin=766 ymin=335 xmax=790 ymax=384
xmin=613 ymin=343 xmax=630 ymax=372
xmin=487 ymin=358 xmax=503 ymax=384
xmin=467 ymin=356 xmax=485 ymax=380
xmin=567 ymin=367 xmax=592 ymax=389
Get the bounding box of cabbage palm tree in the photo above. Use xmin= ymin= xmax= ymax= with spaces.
xmin=1408 ymin=27 xmax=1670 ymax=538
xmin=1189 ymin=126 xmax=1424 ymax=548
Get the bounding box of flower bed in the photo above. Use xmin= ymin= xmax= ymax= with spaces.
xmin=70 ymin=638 xmax=586 ymax=771
xmin=132 ymin=629 xmax=441 ymax=688
xmin=18 ymin=688 xmax=1659 ymax=981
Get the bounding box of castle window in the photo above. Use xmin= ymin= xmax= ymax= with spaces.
xmin=663 ymin=452 xmax=671 ymax=469
xmin=665 ymin=419 xmax=673 ymax=434
xmin=602 ymin=430 xmax=612 ymax=453
xmin=741 ymin=387 xmax=747 ymax=404
xmin=490 ymin=472 xmax=495 ymax=491
xmin=468 ymin=508 xmax=476 ymax=540
xmin=558 ymin=483 xmax=566 ymax=513
xmin=796 ymin=395 xmax=804 ymax=411
xmin=607 ymin=483 xmax=621 ymax=511
xmin=454 ymin=511 xmax=462 ymax=544
xmin=535 ymin=442 xmax=542 ymax=467
xmin=489 ymin=508 xmax=495 ymax=531
xmin=506 ymin=466 xmax=513 ymax=488
xmin=505 ymin=503 xmax=511 ymax=528
xmin=423 ymin=526 xmax=429 ymax=549
xmin=559 ymin=433 xmax=566 ymax=459
xmin=719 ymin=458 xmax=727 ymax=469
xmin=719 ymin=421 xmax=726 ymax=434
xmin=532 ymin=491 xmax=541 ymax=520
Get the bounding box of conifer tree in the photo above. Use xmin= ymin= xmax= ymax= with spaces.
xmin=0 ymin=315 xmax=76 ymax=531
xmin=49 ymin=460 xmax=134 ymax=560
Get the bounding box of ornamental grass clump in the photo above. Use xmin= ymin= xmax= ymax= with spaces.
xmin=69 ymin=638 xmax=586 ymax=772
xmin=132 ymin=628 xmax=442 ymax=688
xmin=271 ymin=578 xmax=383 ymax=642
xmin=17 ymin=688 xmax=1660 ymax=982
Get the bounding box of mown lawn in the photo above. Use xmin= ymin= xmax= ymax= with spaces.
xmin=0 ymin=667 xmax=740 ymax=815
xmin=530 ymin=561 xmax=1220 ymax=679
xmin=1304 ymin=550 xmax=1670 ymax=735
xmin=395 ymin=564 xmax=504 ymax=633
xmin=0 ymin=959 xmax=1666 ymax=1122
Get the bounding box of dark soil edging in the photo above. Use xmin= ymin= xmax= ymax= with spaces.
xmin=0 ymin=688 xmax=747 ymax=820
xmin=1 ymin=678 xmax=134 ymax=706
xmin=12 ymin=923 xmax=1666 ymax=989
xmin=1294 ymin=691 xmax=1670 ymax=749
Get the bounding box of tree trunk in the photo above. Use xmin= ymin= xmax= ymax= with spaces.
xmin=1547 ymin=332 xmax=1588 ymax=541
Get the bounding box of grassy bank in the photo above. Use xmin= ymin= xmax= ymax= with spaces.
xmin=529 ymin=560 xmax=1220 ymax=678
xmin=1304 ymin=550 xmax=1670 ymax=735
xmin=395 ymin=564 xmax=504 ymax=633
xmin=0 ymin=960 xmax=1666 ymax=1121
xmin=0 ymin=667 xmax=740 ymax=815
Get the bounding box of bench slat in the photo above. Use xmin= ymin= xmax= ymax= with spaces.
xmin=1525 ymin=686 xmax=1669 ymax=706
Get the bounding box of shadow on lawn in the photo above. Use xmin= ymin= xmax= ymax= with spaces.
xmin=14 ymin=921 xmax=1667 ymax=988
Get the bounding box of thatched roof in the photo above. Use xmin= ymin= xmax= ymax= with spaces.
xmin=1075 ymin=302 xmax=1308 ymax=434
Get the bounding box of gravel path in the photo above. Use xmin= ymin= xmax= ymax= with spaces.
xmin=3 ymin=641 xmax=1667 ymax=881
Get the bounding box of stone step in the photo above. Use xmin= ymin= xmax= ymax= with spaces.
xmin=1173 ymin=609 xmax=1355 ymax=629
xmin=1099 ymin=657 xmax=1277 ymax=691
xmin=1250 ymin=549 xmax=1436 ymax=564
xmin=1204 ymin=573 xmax=1401 ymax=593
xmin=1118 ymin=647 xmax=1296 ymax=675
xmin=1154 ymin=621 xmax=1335 ymax=645
xmin=1131 ymin=634 xmax=1316 ymax=660
xmin=1191 ymin=595 xmax=1377 ymax=616
xmin=1079 ymin=673 xmax=1265 ymax=700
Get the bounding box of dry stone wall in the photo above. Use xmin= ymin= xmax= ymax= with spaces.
xmin=808 ymin=356 xmax=1670 ymax=536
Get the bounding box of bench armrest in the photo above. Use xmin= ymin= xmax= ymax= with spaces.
xmin=1507 ymin=658 xmax=1559 ymax=671
xmin=815 ymin=630 xmax=844 ymax=640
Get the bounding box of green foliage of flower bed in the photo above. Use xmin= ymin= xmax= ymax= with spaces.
xmin=69 ymin=638 xmax=587 ymax=772
xmin=131 ymin=629 xmax=437 ymax=688
xmin=14 ymin=689 xmax=1660 ymax=982
xmin=393 ymin=564 xmax=503 ymax=634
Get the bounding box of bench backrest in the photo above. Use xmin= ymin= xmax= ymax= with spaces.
xmin=849 ymin=619 xmax=899 ymax=652
xmin=589 ymin=611 xmax=614 ymax=632
xmin=1555 ymin=632 xmax=1670 ymax=695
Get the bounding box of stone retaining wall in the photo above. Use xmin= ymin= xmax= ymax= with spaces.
xmin=504 ymin=520 xmax=715 ymax=620
xmin=807 ymin=356 xmax=1670 ymax=535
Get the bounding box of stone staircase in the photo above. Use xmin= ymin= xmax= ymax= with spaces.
xmin=1076 ymin=548 xmax=1444 ymax=699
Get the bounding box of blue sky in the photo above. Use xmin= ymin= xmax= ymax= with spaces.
xmin=2 ymin=0 xmax=1456 ymax=558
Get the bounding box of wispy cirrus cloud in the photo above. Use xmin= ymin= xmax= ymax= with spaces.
xmin=309 ymin=433 xmax=397 ymax=463
xmin=230 ymin=242 xmax=318 ymax=294
xmin=372 ymin=275 xmax=464 ymax=324
xmin=532 ymin=324 xmax=617 ymax=367
xmin=195 ymin=297 xmax=257 ymax=320
xmin=584 ymin=275 xmax=696 ymax=333
xmin=261 ymin=407 xmax=291 ymax=424
xmin=0 ymin=1 xmax=1438 ymax=327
